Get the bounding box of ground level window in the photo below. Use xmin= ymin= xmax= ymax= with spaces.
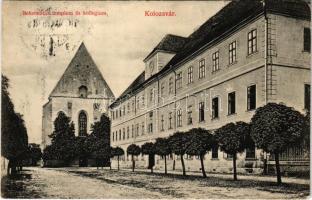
xmin=246 ymin=144 xmax=256 ymax=159
xmin=212 ymin=145 xmax=218 ymax=159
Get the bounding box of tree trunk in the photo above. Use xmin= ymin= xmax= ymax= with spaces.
xmin=7 ymin=160 xmax=11 ymax=176
xmin=200 ymin=154 xmax=207 ymax=178
xmin=150 ymin=154 xmax=153 ymax=173
xmin=181 ymin=155 xmax=186 ymax=176
xmin=173 ymin=159 xmax=175 ymax=170
xmin=132 ymin=155 xmax=135 ymax=172
xmin=10 ymin=160 xmax=17 ymax=176
xmin=164 ymin=156 xmax=167 ymax=175
xmin=233 ymin=153 xmax=237 ymax=181
xmin=275 ymin=152 xmax=282 ymax=185
xmin=117 ymin=155 xmax=120 ymax=171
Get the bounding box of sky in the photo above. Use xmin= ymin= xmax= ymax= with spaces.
xmin=2 ymin=1 xmax=228 ymax=144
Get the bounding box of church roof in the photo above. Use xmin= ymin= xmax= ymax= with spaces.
xmin=49 ymin=42 xmax=115 ymax=99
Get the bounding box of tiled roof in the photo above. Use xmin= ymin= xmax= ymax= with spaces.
xmin=144 ymin=34 xmax=189 ymax=61
xmin=110 ymin=0 xmax=310 ymax=108
xmin=166 ymin=0 xmax=310 ymax=69
xmin=110 ymin=71 xmax=145 ymax=106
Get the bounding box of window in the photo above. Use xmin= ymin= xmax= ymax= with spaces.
xmin=141 ymin=122 xmax=145 ymax=135
xmin=160 ymin=115 xmax=164 ymax=131
xmin=78 ymin=85 xmax=88 ymax=98
xmin=188 ymin=66 xmax=193 ymax=84
xmin=228 ymin=92 xmax=236 ymax=115
xmin=127 ymin=103 xmax=130 ymax=113
xmin=248 ymin=29 xmax=257 ymax=55
xmin=212 ymin=145 xmax=218 ymax=159
xmin=123 ymin=128 xmax=125 ymax=140
xmin=136 ymin=99 xmax=140 ymax=110
xmin=246 ymin=143 xmax=256 ymax=159
xmin=78 ymin=111 xmax=87 ymax=136
xmin=142 ymin=95 xmax=145 ymax=107
xmin=212 ymin=97 xmax=219 ymax=119
xmin=112 ymin=132 xmax=114 ymax=141
xmin=119 ymin=109 xmax=122 ymax=117
xmin=161 ymin=83 xmax=165 ymax=97
xmin=168 ymin=112 xmax=173 ymax=129
xmin=115 ymin=110 xmax=118 ymax=119
xmin=187 ymin=106 xmax=193 ymax=125
xmin=177 ymin=109 xmax=182 ymax=127
xmin=176 ymin=72 xmax=182 ymax=89
xmin=305 ymin=84 xmax=310 ymax=110
xmin=123 ymin=105 xmax=126 ymax=115
xmin=150 ymin=89 xmax=154 ymax=102
xmin=148 ymin=123 xmax=153 ymax=133
xmin=67 ymin=102 xmax=72 ymax=110
xmin=136 ymin=124 xmax=139 ymax=136
xmin=127 ymin=127 xmax=130 ymax=139
xmin=199 ymin=102 xmax=205 ymax=122
xmin=212 ymin=51 xmax=219 ymax=72
xmin=247 ymin=85 xmax=256 ymax=110
xmin=112 ymin=111 xmax=115 ymax=120
xmin=304 ymin=28 xmax=310 ymax=52
xmin=229 ymin=41 xmax=237 ymax=64
xmin=115 ymin=132 xmax=118 ymax=141
xmin=131 ymin=125 xmax=134 ymax=138
xmin=199 ymin=59 xmax=206 ymax=79
xmin=169 ymin=78 xmax=174 ymax=94
xmin=119 ymin=130 xmax=121 ymax=140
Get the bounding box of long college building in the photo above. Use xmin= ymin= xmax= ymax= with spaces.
xmin=109 ymin=0 xmax=311 ymax=174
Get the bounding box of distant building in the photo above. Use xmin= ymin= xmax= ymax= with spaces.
xmin=109 ymin=0 xmax=310 ymax=174
xmin=42 ymin=43 xmax=115 ymax=149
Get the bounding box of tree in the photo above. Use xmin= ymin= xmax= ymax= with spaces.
xmin=90 ymin=114 xmax=111 ymax=138
xmin=168 ymin=131 xmax=192 ymax=176
xmin=141 ymin=142 xmax=156 ymax=173
xmin=42 ymin=113 xmax=76 ymax=166
xmin=127 ymin=144 xmax=141 ymax=172
xmin=112 ymin=147 xmax=124 ymax=171
xmin=215 ymin=121 xmax=250 ymax=181
xmin=250 ymin=103 xmax=306 ymax=185
xmin=1 ymin=75 xmax=29 ymax=175
xmin=154 ymin=138 xmax=171 ymax=175
xmin=186 ymin=128 xmax=214 ymax=178
xmin=89 ymin=114 xmax=111 ymax=169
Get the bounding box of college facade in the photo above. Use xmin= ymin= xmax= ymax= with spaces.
xmin=109 ymin=0 xmax=311 ymax=174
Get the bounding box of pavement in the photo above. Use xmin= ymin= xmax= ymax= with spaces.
xmin=1 ymin=167 xmax=310 ymax=199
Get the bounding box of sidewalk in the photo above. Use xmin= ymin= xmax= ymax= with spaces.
xmin=120 ymin=167 xmax=310 ymax=185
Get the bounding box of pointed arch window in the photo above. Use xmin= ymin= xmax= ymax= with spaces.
xmin=79 ymin=111 xmax=87 ymax=136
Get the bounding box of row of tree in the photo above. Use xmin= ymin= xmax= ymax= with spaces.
xmin=111 ymin=103 xmax=309 ymax=185
xmin=42 ymin=113 xmax=111 ymax=168
xmin=1 ymin=75 xmax=29 ymax=176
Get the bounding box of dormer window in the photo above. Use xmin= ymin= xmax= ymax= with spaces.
xmin=79 ymin=85 xmax=88 ymax=98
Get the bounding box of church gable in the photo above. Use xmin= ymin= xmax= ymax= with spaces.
xmin=50 ymin=42 xmax=114 ymax=99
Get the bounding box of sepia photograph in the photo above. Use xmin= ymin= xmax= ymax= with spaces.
xmin=1 ymin=0 xmax=311 ymax=199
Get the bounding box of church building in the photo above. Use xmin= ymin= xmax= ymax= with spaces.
xmin=42 ymin=43 xmax=115 ymax=148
